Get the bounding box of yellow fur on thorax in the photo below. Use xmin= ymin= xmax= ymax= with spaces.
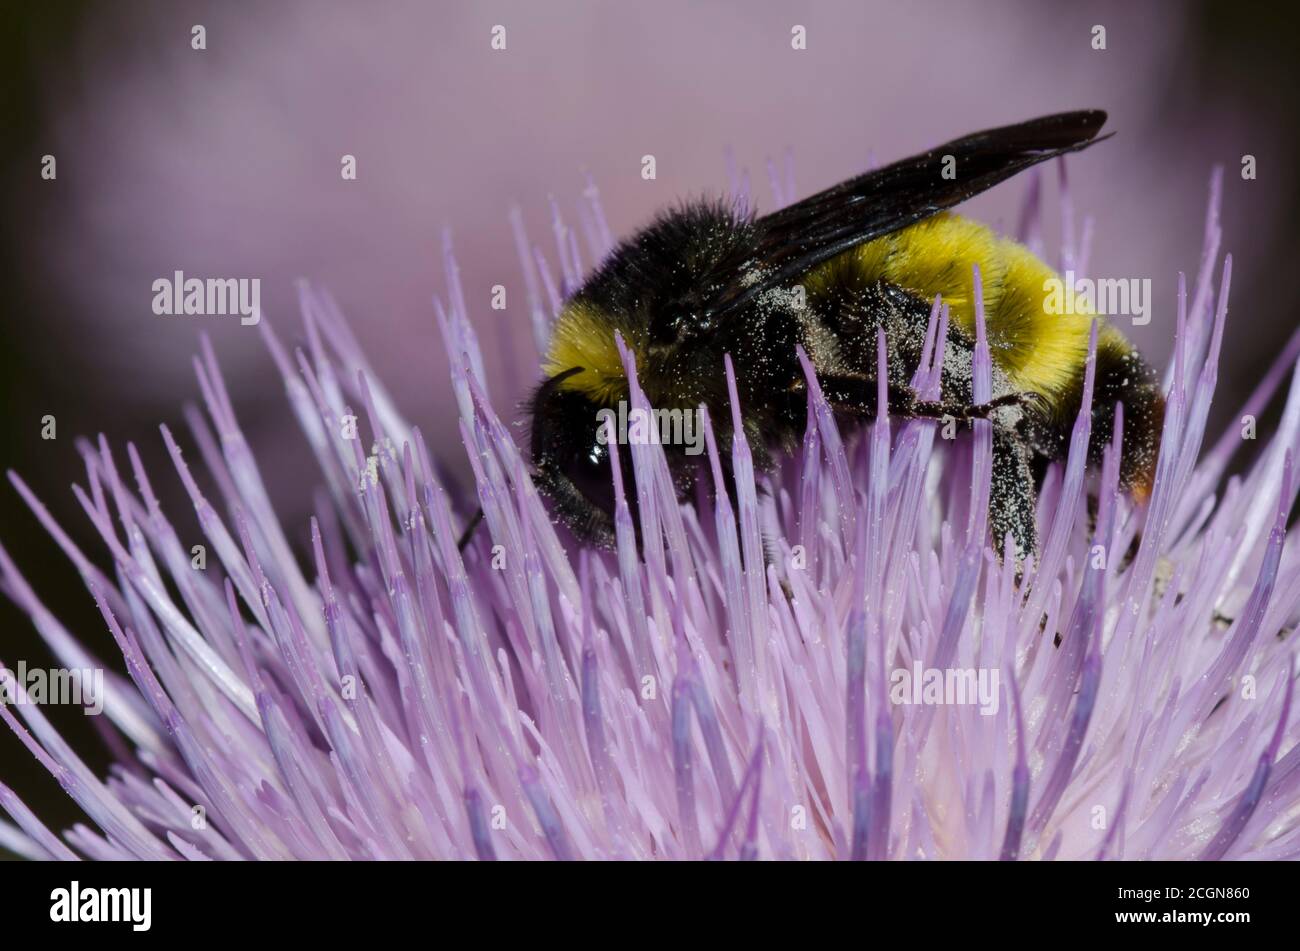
xmin=542 ymin=301 xmax=643 ymax=404
xmin=805 ymin=213 xmax=1106 ymax=407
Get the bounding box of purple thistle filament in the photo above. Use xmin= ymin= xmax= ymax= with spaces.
xmin=2 ymin=167 xmax=1300 ymax=861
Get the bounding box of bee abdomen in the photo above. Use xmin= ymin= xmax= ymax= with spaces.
xmin=805 ymin=212 xmax=1095 ymax=412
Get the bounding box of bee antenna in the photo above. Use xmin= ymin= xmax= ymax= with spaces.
xmin=542 ymin=366 xmax=585 ymax=390
xmin=457 ymin=507 xmax=485 ymax=552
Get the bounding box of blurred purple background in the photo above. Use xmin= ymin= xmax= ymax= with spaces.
xmin=2 ymin=0 xmax=1298 ymax=833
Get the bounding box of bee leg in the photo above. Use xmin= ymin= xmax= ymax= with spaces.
xmin=802 ymin=373 xmax=1039 ymax=563
xmin=794 ymin=376 xmax=1043 ymax=432
xmin=792 ymin=372 xmax=924 ymax=419
xmin=912 ymin=391 xmax=1045 ymax=422
xmin=988 ymin=427 xmax=1038 ymax=564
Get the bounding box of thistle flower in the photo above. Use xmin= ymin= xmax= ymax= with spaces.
xmin=2 ymin=166 xmax=1299 ymax=862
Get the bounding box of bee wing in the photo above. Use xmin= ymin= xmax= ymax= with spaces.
xmin=701 ymin=110 xmax=1110 ymax=324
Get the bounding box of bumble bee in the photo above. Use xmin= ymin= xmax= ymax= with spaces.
xmin=521 ymin=111 xmax=1162 ymax=561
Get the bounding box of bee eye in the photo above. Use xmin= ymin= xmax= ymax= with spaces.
xmin=566 ymin=438 xmax=616 ymax=518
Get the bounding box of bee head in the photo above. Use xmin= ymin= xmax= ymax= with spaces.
xmin=529 ymin=365 xmax=713 ymax=548
xmin=528 ymin=368 xmax=631 ymax=547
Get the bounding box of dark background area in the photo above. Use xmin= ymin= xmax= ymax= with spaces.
xmin=2 ymin=0 xmax=1298 ymax=849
